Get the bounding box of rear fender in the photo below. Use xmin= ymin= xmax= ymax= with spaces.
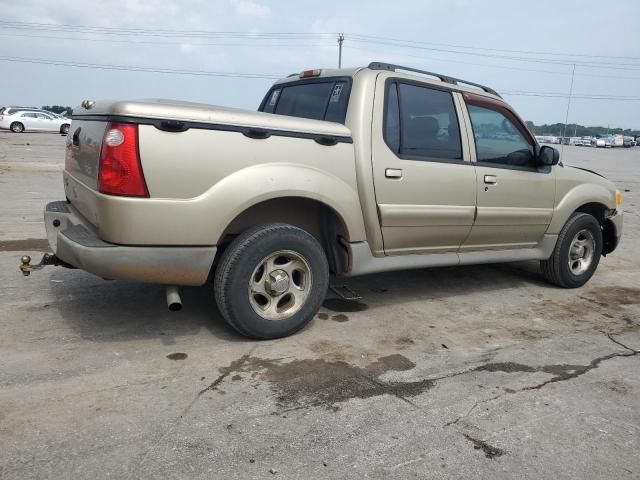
xmin=207 ymin=163 xmax=367 ymax=243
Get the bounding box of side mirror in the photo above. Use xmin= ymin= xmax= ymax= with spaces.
xmin=538 ymin=145 xmax=560 ymax=166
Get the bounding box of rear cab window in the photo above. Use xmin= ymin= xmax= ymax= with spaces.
xmin=259 ymin=77 xmax=351 ymax=124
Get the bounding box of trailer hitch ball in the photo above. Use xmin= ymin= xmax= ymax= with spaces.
xmin=20 ymin=256 xmax=32 ymax=276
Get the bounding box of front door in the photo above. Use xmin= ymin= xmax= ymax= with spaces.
xmin=371 ymin=77 xmax=477 ymax=255
xmin=461 ymin=93 xmax=555 ymax=250
xmin=35 ymin=112 xmax=56 ymax=131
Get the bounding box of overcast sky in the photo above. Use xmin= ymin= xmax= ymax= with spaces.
xmin=1 ymin=0 xmax=639 ymax=128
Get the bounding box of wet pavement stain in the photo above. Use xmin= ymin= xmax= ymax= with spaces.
xmin=323 ymin=298 xmax=369 ymax=313
xmin=0 ymin=238 xmax=50 ymax=252
xmin=316 ymin=313 xmax=329 ymax=320
xmin=463 ymin=434 xmax=505 ymax=459
xmin=166 ymin=353 xmax=188 ymax=361
xmin=608 ymin=379 xmax=631 ymax=395
xmin=207 ymin=353 xmax=431 ymax=410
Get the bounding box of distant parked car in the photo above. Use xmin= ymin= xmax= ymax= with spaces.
xmin=0 ymin=106 xmax=43 ymax=116
xmin=0 ymin=110 xmax=70 ymax=134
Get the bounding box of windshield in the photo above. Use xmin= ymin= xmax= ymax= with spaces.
xmin=259 ymin=78 xmax=351 ymax=124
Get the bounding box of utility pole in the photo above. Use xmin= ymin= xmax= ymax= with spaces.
xmin=337 ymin=33 xmax=344 ymax=68
xmin=561 ymin=63 xmax=576 ymax=150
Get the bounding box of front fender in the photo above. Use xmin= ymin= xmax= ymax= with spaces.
xmin=206 ymin=163 xmax=367 ymax=242
xmin=548 ymin=182 xmax=615 ymax=234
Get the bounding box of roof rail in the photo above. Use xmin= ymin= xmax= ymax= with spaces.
xmin=367 ymin=62 xmax=501 ymax=98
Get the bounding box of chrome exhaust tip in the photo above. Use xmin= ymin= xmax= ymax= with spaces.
xmin=166 ymin=286 xmax=182 ymax=311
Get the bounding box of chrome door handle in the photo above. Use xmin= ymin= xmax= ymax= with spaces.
xmin=484 ymin=174 xmax=497 ymax=185
xmin=385 ymin=168 xmax=403 ymax=179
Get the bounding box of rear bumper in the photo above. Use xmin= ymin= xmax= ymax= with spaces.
xmin=44 ymin=201 xmax=217 ymax=285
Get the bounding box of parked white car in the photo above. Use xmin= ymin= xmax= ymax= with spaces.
xmin=0 ymin=110 xmax=70 ymax=134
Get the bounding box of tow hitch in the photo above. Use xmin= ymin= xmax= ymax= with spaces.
xmin=19 ymin=253 xmax=71 ymax=276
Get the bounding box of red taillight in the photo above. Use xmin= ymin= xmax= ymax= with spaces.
xmin=98 ymin=123 xmax=149 ymax=197
xmin=300 ymin=69 xmax=321 ymax=78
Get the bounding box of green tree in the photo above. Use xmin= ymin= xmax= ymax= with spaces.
xmin=41 ymin=105 xmax=73 ymax=116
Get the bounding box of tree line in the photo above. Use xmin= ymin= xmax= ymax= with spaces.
xmin=41 ymin=105 xmax=73 ymax=116
xmin=525 ymin=121 xmax=640 ymax=138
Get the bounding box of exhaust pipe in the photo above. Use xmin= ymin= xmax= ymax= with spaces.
xmin=166 ymin=286 xmax=182 ymax=311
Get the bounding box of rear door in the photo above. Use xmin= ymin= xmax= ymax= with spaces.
xmin=460 ymin=93 xmax=555 ymax=250
xmin=18 ymin=112 xmax=39 ymax=131
xmin=371 ymin=77 xmax=477 ymax=255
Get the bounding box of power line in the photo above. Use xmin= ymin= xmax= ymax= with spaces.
xmin=3 ymin=54 xmax=640 ymax=102
xmin=348 ymin=33 xmax=640 ymax=62
xmin=0 ymin=55 xmax=282 ymax=79
xmin=0 ymin=20 xmax=336 ymax=39
xmin=5 ymin=29 xmax=639 ymax=82
xmin=347 ymin=37 xmax=640 ymax=70
xmin=346 ymin=45 xmax=640 ymax=82
xmin=0 ymin=31 xmax=335 ymax=48
xmin=3 ymin=20 xmax=639 ymax=67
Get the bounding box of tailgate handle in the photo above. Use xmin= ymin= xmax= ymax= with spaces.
xmin=243 ymin=128 xmax=271 ymax=139
xmin=157 ymin=120 xmax=189 ymax=133
xmin=72 ymin=127 xmax=81 ymax=146
xmin=314 ymin=136 xmax=338 ymax=146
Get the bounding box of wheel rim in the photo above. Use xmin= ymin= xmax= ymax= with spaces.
xmin=248 ymin=250 xmax=312 ymax=321
xmin=568 ymin=228 xmax=595 ymax=275
xmin=12 ymin=123 xmax=22 ymax=132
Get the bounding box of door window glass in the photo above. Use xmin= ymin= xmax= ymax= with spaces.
xmin=385 ymin=82 xmax=462 ymax=161
xmin=467 ymin=105 xmax=535 ymax=169
xmin=384 ymin=83 xmax=400 ymax=152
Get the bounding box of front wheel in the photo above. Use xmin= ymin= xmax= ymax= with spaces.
xmin=10 ymin=122 xmax=24 ymax=133
xmin=214 ymin=223 xmax=329 ymax=339
xmin=60 ymin=124 xmax=70 ymax=135
xmin=541 ymin=212 xmax=603 ymax=288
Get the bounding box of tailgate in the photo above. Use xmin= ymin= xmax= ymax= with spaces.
xmin=65 ymin=120 xmax=107 ymax=190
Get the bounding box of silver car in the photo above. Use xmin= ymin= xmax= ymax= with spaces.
xmin=0 ymin=110 xmax=70 ymax=134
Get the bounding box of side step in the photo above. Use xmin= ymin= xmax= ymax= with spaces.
xmin=329 ymin=284 xmax=362 ymax=300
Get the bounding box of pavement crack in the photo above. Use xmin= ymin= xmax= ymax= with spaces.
xmin=444 ymin=334 xmax=639 ymax=427
xmin=606 ymin=334 xmax=639 ymax=353
xmin=463 ymin=434 xmax=505 ymax=459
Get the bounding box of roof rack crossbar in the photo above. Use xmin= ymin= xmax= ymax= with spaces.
xmin=368 ymin=62 xmax=501 ymax=98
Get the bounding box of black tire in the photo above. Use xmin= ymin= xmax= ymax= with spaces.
xmin=541 ymin=212 xmax=603 ymax=288
xmin=60 ymin=124 xmax=70 ymax=135
xmin=10 ymin=122 xmax=24 ymax=133
xmin=214 ymin=223 xmax=329 ymax=339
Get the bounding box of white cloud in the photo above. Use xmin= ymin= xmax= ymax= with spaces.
xmin=231 ymin=0 xmax=271 ymax=17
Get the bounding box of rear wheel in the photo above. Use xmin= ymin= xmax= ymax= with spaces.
xmin=541 ymin=212 xmax=603 ymax=288
xmin=60 ymin=124 xmax=70 ymax=135
xmin=10 ymin=122 xmax=24 ymax=133
xmin=214 ymin=223 xmax=329 ymax=339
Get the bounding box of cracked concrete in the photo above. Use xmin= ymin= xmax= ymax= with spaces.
xmin=1 ymin=135 xmax=640 ymax=479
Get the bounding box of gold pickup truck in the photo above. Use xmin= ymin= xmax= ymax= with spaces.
xmin=24 ymin=62 xmax=623 ymax=339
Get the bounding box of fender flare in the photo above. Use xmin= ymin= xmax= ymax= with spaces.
xmin=548 ymin=183 xmax=615 ymax=234
xmin=203 ymin=163 xmax=367 ymax=243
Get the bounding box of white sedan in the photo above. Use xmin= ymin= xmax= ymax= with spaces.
xmin=0 ymin=110 xmax=70 ymax=134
